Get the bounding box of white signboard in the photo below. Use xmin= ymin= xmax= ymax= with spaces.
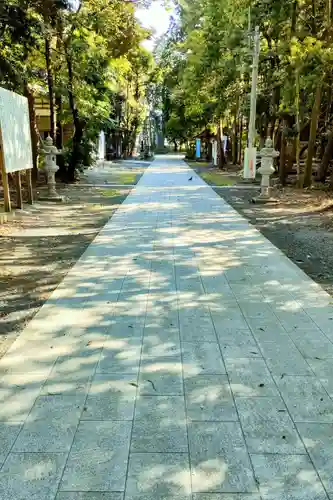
xmin=0 ymin=87 xmax=33 ymax=173
xmin=243 ymin=146 xmax=257 ymax=179
xmin=212 ymin=140 xmax=217 ymax=166
xmin=98 ymin=131 xmax=105 ymax=160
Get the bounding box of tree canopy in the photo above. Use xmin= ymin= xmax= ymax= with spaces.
xmin=157 ymin=0 xmax=333 ymax=185
xmin=0 ymin=0 xmax=156 ymax=179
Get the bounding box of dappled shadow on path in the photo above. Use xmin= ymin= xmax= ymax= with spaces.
xmin=0 ymin=157 xmax=332 ymax=498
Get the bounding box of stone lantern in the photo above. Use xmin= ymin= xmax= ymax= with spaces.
xmin=257 ymin=137 xmax=279 ymax=199
xmin=40 ymin=136 xmax=63 ymax=201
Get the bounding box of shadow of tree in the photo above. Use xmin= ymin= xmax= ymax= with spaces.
xmin=0 ymin=157 xmax=332 ymax=498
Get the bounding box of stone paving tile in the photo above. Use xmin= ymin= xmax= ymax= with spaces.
xmin=235 ymin=396 xmax=305 ymax=454
xmin=0 ymin=452 xmax=67 ymax=500
xmin=56 ymin=493 xmax=123 ymax=500
xmin=105 ymin=320 xmax=145 ymax=340
xmin=97 ymin=339 xmax=142 ymax=375
xmin=220 ymin=344 xmax=262 ymax=360
xmin=307 ymin=358 xmax=333 ymax=397
xmin=212 ymin=316 xmax=250 ymax=333
xmin=214 ymin=329 xmax=257 ymax=348
xmin=60 ymin=421 xmax=132 ymax=492
xmin=41 ymin=349 xmax=101 ymax=396
xmin=4 ymin=157 xmax=333 ymax=499
xmin=176 ymin=274 xmax=205 ymax=294
xmin=297 ymin=422 xmax=333 ymax=492
xmin=13 ymin=394 xmax=84 ymax=453
xmin=125 ymin=452 xmax=191 ymax=500
xmin=287 ymin=328 xmax=333 ymax=359
xmin=193 ymin=496 xmax=261 ymax=500
xmin=82 ymin=373 xmax=137 ymax=421
xmin=275 ymin=375 xmax=333 ymax=422
xmin=144 ymin=313 xmax=179 ymax=330
xmin=142 ymin=333 xmax=181 ymax=360
xmin=134 ymin=395 xmax=186 ymax=420
xmin=225 ymin=358 xmax=278 ymax=397
xmin=138 ymin=356 xmax=183 ymax=395
xmin=251 ymin=454 xmax=328 ymax=500
xmin=237 ymin=301 xmax=274 ymax=321
xmin=181 ymin=342 xmax=226 ymax=376
xmin=0 ymin=422 xmax=22 ymax=468
xmin=0 ymin=339 xmax=57 ymax=375
xmin=258 ymin=340 xmax=312 ymax=376
xmin=132 ymin=395 xmax=187 ymax=452
xmin=185 ymin=374 xmax=237 ymax=422
xmin=131 ymin=418 xmax=188 ymax=452
xmin=179 ymin=307 xmax=217 ymax=343
xmin=247 ymin=320 xmax=287 ymax=340
xmin=189 ymin=421 xmax=257 ymax=493
xmin=0 ymin=381 xmax=44 ymax=422
xmin=200 ymin=274 xmax=230 ymax=294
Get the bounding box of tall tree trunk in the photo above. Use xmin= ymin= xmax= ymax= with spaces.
xmin=279 ymin=119 xmax=288 ymax=185
xmin=24 ymin=84 xmax=39 ymax=183
xmin=295 ymin=68 xmax=303 ymax=187
xmin=64 ymin=39 xmax=83 ymax=181
xmin=329 ymin=165 xmax=333 ymax=189
xmin=238 ymin=115 xmax=243 ymax=164
xmin=217 ymin=120 xmax=226 ymax=169
xmin=318 ymin=130 xmax=333 ymax=181
xmin=232 ymin=101 xmax=238 ymax=164
xmin=55 ymin=94 xmax=63 ymax=151
xmin=55 ymin=19 xmax=66 ymax=179
xmin=304 ymin=83 xmax=322 ymax=187
xmin=45 ymin=35 xmax=55 ymax=140
xmin=55 ymin=20 xmax=63 ymax=152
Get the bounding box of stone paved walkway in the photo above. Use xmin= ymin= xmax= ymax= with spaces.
xmin=1 ymin=156 xmax=333 ymax=499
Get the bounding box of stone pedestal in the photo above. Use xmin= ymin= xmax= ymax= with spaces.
xmin=252 ymin=138 xmax=279 ymax=204
xmin=39 ymin=137 xmax=64 ymax=202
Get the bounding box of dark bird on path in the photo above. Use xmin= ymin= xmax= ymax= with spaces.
xmin=188 ymin=177 xmax=193 ymax=181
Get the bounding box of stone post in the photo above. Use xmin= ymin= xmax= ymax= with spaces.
xmin=40 ymin=136 xmax=63 ymax=201
xmin=257 ymin=137 xmax=279 ymax=199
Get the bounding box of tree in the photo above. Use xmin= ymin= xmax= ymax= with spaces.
xmin=157 ymin=0 xmax=333 ymax=188
xmin=1 ymin=0 xmax=156 ymax=181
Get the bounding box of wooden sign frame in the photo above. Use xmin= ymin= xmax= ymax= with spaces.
xmin=0 ymin=125 xmax=33 ymax=213
xmin=0 ymin=86 xmax=34 ymax=214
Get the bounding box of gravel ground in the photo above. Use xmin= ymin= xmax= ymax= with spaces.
xmin=191 ymin=162 xmax=333 ymax=297
xmin=218 ymin=184 xmax=333 ymax=297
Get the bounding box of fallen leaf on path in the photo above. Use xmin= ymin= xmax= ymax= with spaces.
xmin=147 ymin=379 xmax=157 ymax=391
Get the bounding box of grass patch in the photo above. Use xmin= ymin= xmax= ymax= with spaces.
xmin=99 ymin=188 xmax=123 ymax=197
xmin=115 ymin=173 xmax=138 ymax=185
xmin=200 ymin=171 xmax=236 ymax=186
xmin=186 ymin=161 xmax=211 ymax=168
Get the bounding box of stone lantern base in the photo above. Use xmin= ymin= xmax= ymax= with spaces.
xmin=38 ymin=193 xmax=65 ymax=203
xmin=251 ymin=195 xmax=279 ymax=204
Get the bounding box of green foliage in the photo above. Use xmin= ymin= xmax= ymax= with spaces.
xmin=0 ymin=0 xmax=156 ymax=177
xmin=158 ymin=0 xmax=333 ymax=183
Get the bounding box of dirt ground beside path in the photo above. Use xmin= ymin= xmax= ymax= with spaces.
xmin=190 ymin=162 xmax=333 ymax=298
xmin=219 ymin=182 xmax=333 ymax=297
xmin=0 ymin=161 xmax=147 ymax=359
